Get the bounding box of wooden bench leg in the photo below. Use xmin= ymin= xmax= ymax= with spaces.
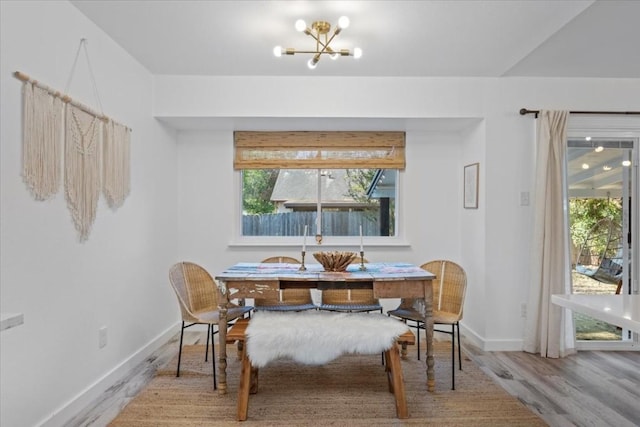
xmin=237 ymin=346 xmax=252 ymax=421
xmin=237 ymin=340 xmax=244 ymax=359
xmin=400 ymin=342 xmax=408 ymax=359
xmin=250 ymin=365 xmax=259 ymax=394
xmin=395 ymin=330 xmax=415 ymax=360
xmin=385 ymin=345 xmax=408 ymax=419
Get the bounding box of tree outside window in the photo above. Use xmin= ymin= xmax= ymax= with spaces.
xmin=242 ymin=168 xmax=397 ymax=237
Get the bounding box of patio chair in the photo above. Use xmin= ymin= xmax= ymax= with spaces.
xmin=387 ymin=259 xmax=467 ymax=390
xmin=253 ymin=256 xmax=317 ymax=312
xmin=575 ymin=218 xmax=625 ymax=294
xmin=168 ymin=261 xmax=253 ymax=390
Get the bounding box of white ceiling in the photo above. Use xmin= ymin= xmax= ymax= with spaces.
xmin=70 ymin=0 xmax=640 ymax=78
xmin=68 ymin=0 xmax=638 ymax=192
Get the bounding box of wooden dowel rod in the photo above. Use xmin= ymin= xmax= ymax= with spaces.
xmin=14 ymin=71 xmax=30 ymax=82
xmin=13 ymin=70 xmax=132 ymax=132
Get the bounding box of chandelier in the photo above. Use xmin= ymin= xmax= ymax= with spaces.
xmin=273 ymin=16 xmax=362 ymax=69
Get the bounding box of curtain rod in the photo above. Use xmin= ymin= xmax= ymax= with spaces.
xmin=13 ymin=71 xmax=132 ymax=131
xmin=520 ymin=108 xmax=640 ymax=118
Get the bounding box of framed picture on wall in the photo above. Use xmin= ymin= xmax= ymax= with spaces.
xmin=464 ymin=163 xmax=479 ymax=209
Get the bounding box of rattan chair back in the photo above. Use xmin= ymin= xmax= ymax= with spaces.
xmin=261 ymin=256 xmax=300 ymax=264
xmin=169 ymin=262 xmax=221 ymax=322
xmin=321 ymin=289 xmax=378 ymax=305
xmin=421 ymin=260 xmax=467 ymax=320
xmin=319 ymin=257 xmax=381 ymax=311
xmin=257 ymin=256 xmax=315 ymax=308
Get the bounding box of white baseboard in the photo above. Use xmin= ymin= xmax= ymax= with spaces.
xmin=460 ymin=323 xmax=524 ymax=352
xmin=39 ymin=322 xmax=180 ymax=427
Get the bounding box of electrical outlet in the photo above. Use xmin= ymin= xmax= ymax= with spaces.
xmin=520 ymin=303 xmax=527 ymax=318
xmin=98 ymin=327 xmax=108 ymax=348
xmin=520 ymin=191 xmax=530 ymax=206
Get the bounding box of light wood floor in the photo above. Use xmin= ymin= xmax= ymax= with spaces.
xmin=463 ymin=338 xmax=640 ymax=427
xmin=67 ymin=332 xmax=640 ymax=427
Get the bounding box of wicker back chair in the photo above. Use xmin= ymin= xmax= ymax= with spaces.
xmin=261 ymin=256 xmax=300 ymax=264
xmin=253 ymin=256 xmax=317 ymax=312
xmin=387 ymin=260 xmax=467 ymax=390
xmin=318 ymin=257 xmax=383 ymax=313
xmin=169 ymin=262 xmax=253 ymax=390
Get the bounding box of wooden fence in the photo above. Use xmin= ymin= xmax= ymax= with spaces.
xmin=242 ymin=211 xmax=385 ymax=236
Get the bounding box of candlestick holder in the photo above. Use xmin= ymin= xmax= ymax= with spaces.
xmin=359 ymin=250 xmax=367 ymax=271
xmin=299 ymin=250 xmax=307 ymax=271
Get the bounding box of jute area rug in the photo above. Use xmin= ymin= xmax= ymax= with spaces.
xmin=109 ymin=341 xmax=547 ymax=426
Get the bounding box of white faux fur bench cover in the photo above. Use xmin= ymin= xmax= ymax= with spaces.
xmin=245 ymin=311 xmax=410 ymax=368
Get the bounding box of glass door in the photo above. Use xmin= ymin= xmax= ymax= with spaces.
xmin=567 ymin=136 xmax=637 ymax=348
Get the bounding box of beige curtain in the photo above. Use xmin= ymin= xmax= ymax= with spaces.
xmin=523 ymin=110 xmax=576 ymax=358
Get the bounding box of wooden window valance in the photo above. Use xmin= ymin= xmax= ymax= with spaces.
xmin=234 ymin=131 xmax=406 ymax=170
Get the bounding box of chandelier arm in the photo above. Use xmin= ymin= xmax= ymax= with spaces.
xmin=305 ymin=26 xmax=341 ymax=54
xmin=313 ymin=28 xmax=346 ymax=58
xmin=287 ymin=50 xmax=344 ymax=55
xmin=321 ymin=30 xmax=341 ymax=53
xmin=304 ymin=32 xmax=329 ymax=52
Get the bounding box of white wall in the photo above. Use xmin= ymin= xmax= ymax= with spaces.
xmin=160 ymin=74 xmax=640 ymax=352
xmin=2 ymin=1 xmax=639 ymax=426
xmin=175 ymin=128 xmax=466 ymax=315
xmin=1 ymin=2 xmax=179 ymax=426
xmin=459 ymin=121 xmax=488 ymax=342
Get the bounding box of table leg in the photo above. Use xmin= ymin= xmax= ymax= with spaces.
xmin=217 ymin=283 xmax=229 ymax=395
xmin=424 ymin=280 xmax=435 ymax=392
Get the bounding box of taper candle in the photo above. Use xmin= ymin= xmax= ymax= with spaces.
xmin=359 ymin=225 xmax=363 ymax=252
xmin=303 ymin=225 xmax=307 ymax=251
xmin=317 ymin=174 xmax=322 ymax=235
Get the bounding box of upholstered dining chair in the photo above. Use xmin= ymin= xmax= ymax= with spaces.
xmin=168 ymin=261 xmax=253 ymax=390
xmin=387 ymin=259 xmax=467 ymax=390
xmin=318 ymin=257 xmax=383 ymax=313
xmin=253 ymin=256 xmax=317 ymax=312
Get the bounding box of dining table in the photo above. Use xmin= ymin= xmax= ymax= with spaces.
xmin=214 ymin=261 xmax=436 ymax=395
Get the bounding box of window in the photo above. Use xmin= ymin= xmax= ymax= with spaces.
xmin=236 ymin=131 xmax=404 ymax=240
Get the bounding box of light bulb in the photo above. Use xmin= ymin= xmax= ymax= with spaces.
xmin=595 ymin=146 xmax=604 ymax=152
xmin=273 ymin=46 xmax=283 ymax=57
xmin=622 ymin=160 xmax=631 ymax=167
xmin=295 ymin=19 xmax=306 ymax=32
xmin=307 ymin=57 xmax=318 ymax=69
xmin=330 ymin=53 xmax=339 ymax=60
xmin=338 ymin=16 xmax=350 ymax=29
xmin=353 ymin=47 xmax=362 ymax=59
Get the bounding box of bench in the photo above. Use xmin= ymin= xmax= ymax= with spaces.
xmin=226 ymin=315 xmax=416 ymax=421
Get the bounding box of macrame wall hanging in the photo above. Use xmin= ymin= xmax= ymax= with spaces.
xmin=103 ymin=120 xmax=131 ymax=208
xmin=22 ymin=82 xmax=64 ymax=200
xmin=15 ymin=39 xmax=132 ymax=241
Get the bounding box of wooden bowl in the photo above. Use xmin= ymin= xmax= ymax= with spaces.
xmin=313 ymin=251 xmax=357 ymax=272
